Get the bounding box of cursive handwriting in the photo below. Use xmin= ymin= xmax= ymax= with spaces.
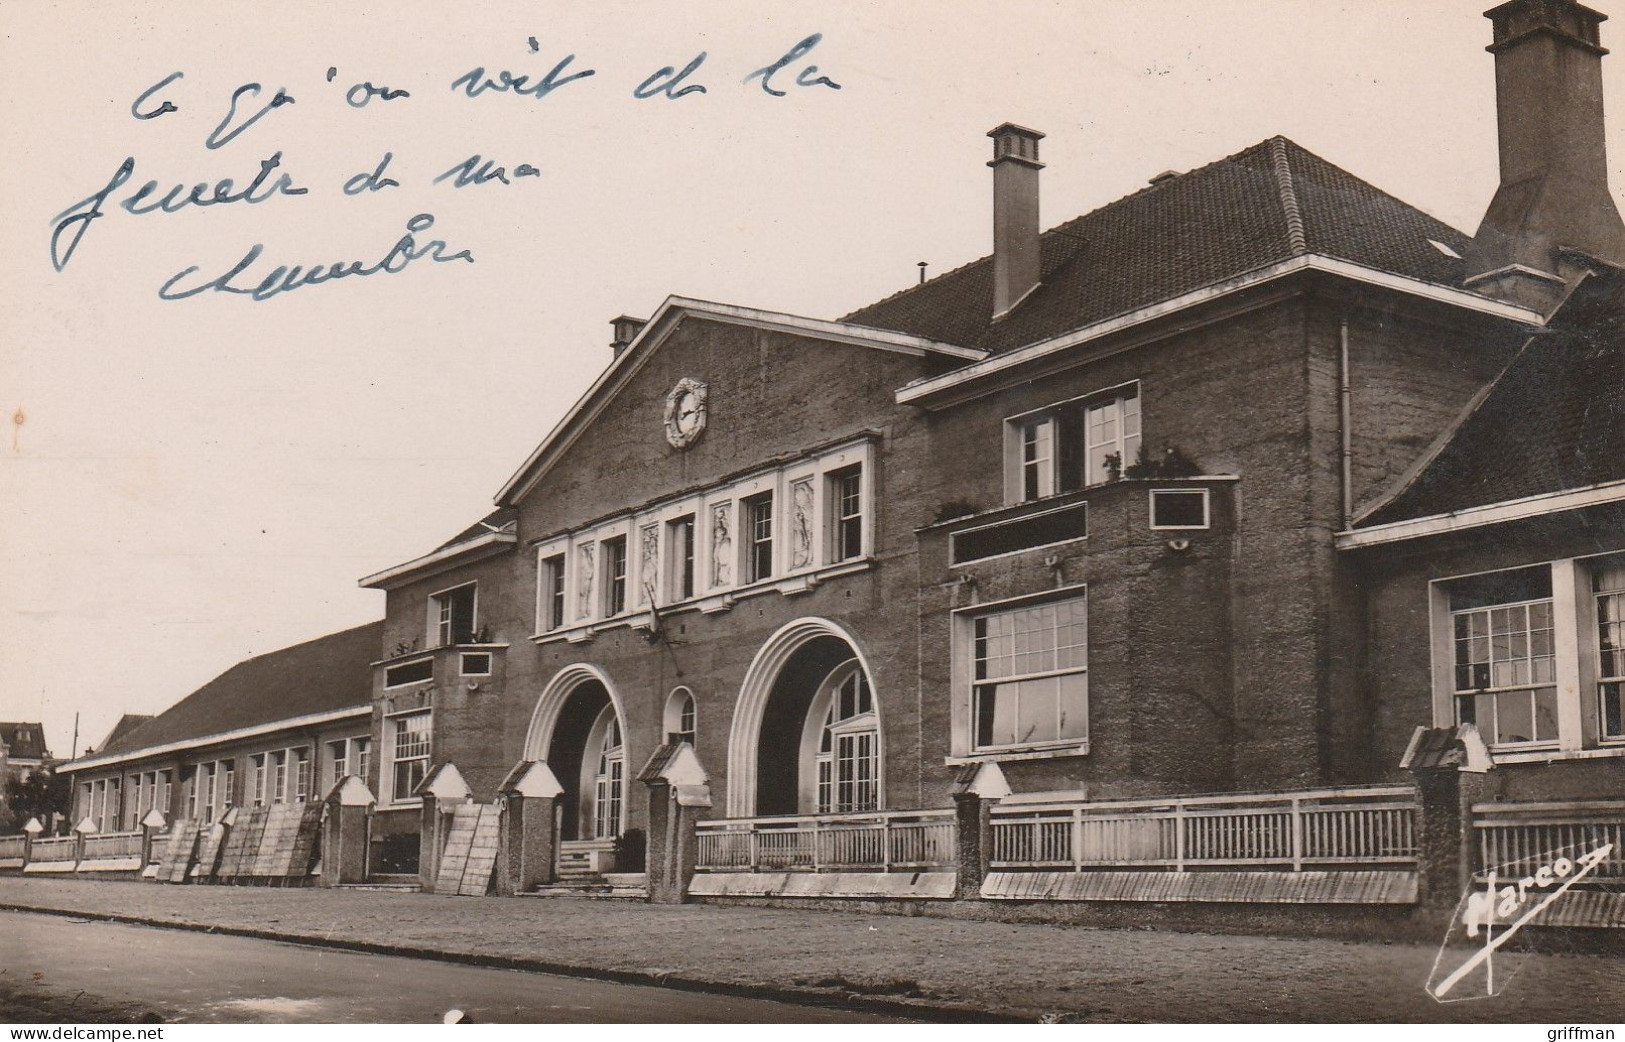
xmin=206 ymin=83 xmax=296 ymax=149
xmin=451 ymin=55 xmax=595 ymax=101
xmin=745 ymin=34 xmax=841 ymax=96
xmin=158 ymin=213 xmax=473 ymax=302
xmin=50 ymin=153 xmax=308 ymax=271
xmin=434 ymin=155 xmax=539 ymax=188
xmin=131 ymin=72 xmax=183 ymax=120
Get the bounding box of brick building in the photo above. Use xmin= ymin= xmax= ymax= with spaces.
xmin=0 ymin=722 xmax=53 ymax=833
xmin=349 ymin=0 xmax=1624 ymax=877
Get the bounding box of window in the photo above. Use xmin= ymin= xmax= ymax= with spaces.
xmin=183 ymin=767 xmax=199 ymax=820
xmin=1020 ymin=418 xmax=1055 ymax=501
xmin=665 ymin=687 xmax=697 ymax=746
xmin=667 ymin=516 xmax=696 ymax=601
xmin=592 ymin=713 xmax=624 ymax=840
xmin=952 ymin=502 xmax=1089 ymax=564
xmin=812 ymin=664 xmax=879 ymax=814
xmin=431 ymin=583 xmax=477 ymax=647
xmin=385 ymin=658 xmax=433 ymax=687
xmin=1449 ymin=567 xmax=1557 ymax=749
xmin=1007 ymin=385 xmax=1142 ymax=503
xmin=972 ymin=595 xmax=1089 ymax=752
xmin=129 ymin=774 xmax=144 ymax=830
xmin=542 ymin=554 xmax=566 ymax=630
xmin=105 ymin=778 xmax=120 ymax=831
xmin=1595 ymin=561 xmax=1625 ymax=742
xmin=603 ymin=536 xmax=628 ymax=616
xmin=156 ymin=770 xmax=171 ymax=818
xmin=252 ymin=754 xmax=267 ymax=806
xmin=273 ymin=751 xmax=288 ymax=804
xmin=744 ymin=493 xmax=774 ymax=582
xmin=1150 ymin=488 xmax=1209 ymax=530
xmin=353 ymin=737 xmax=371 ymax=786
xmin=391 ymin=712 xmax=432 ymax=802
xmin=830 ymin=465 xmax=864 ymax=561
xmin=328 ymin=740 xmax=348 ymax=788
xmin=220 ymin=762 xmax=235 ymax=814
xmin=294 ymin=748 xmax=311 ymax=803
xmin=460 ymin=651 xmax=492 ymax=676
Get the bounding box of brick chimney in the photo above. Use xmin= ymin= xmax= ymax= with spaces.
xmin=610 ymin=315 xmax=646 ymax=359
xmin=1465 ymin=0 xmax=1625 ymax=309
xmin=987 ymin=123 xmax=1044 ymax=319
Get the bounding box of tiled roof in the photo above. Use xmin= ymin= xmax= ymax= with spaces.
xmin=0 ymin=723 xmax=48 ymax=761
xmin=843 ymin=137 xmax=1471 ymax=354
xmin=1361 ymin=266 xmax=1625 ymax=526
xmin=433 ymin=507 xmax=518 ymax=553
xmin=92 ymin=622 xmax=383 ymax=760
xmin=94 ymin=714 xmax=154 ymax=754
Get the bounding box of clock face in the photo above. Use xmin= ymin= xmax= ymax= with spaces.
xmin=663 ymin=378 xmax=708 ymax=449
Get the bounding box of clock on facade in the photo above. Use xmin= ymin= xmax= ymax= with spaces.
xmin=663 ymin=377 xmax=708 ymax=448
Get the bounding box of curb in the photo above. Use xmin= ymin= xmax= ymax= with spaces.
xmin=1 ymin=900 xmax=1014 ymax=1024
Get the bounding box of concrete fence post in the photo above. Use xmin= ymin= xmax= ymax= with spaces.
xmin=21 ymin=817 xmax=42 ymax=867
xmin=72 ymin=816 xmax=99 ymax=870
xmin=495 ymin=761 xmax=564 ymax=896
xmin=950 ymin=761 xmax=1011 ymax=900
xmin=1401 ymin=724 xmax=1493 ymax=919
xmin=637 ymin=743 xmax=711 ymax=905
xmin=414 ymin=763 xmax=472 ymax=889
xmin=139 ymin=810 xmax=167 ymax=874
xmin=321 ymin=776 xmax=376 ymax=886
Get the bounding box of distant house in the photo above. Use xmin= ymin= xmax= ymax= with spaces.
xmin=0 ymin=722 xmax=53 ymax=832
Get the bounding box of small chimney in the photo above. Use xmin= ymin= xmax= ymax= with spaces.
xmin=1465 ymin=0 xmax=1625 ymax=308
xmin=987 ymin=123 xmax=1045 ymax=319
xmin=610 ymin=315 xmax=646 ymax=359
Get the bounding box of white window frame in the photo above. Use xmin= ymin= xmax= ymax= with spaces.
xmin=459 ymin=651 xmax=493 ymax=677
xmin=1429 ymin=554 xmax=1625 ymax=760
xmin=950 ymin=585 xmax=1091 ymax=761
xmin=251 ymin=754 xmax=267 ymax=806
xmin=387 ymin=710 xmax=433 ymax=805
xmin=1149 ymin=488 xmax=1210 ymax=530
xmin=1596 ymin=561 xmax=1625 ymax=744
xmin=427 ymin=581 xmax=478 ymax=648
xmin=1003 ymin=381 xmax=1141 ymax=505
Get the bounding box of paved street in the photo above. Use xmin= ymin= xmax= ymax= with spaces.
xmin=0 ymin=911 xmax=909 ymax=1024
xmin=3 ymin=877 xmax=1624 ymax=1022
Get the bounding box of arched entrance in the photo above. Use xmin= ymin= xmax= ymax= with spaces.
xmin=728 ymin=618 xmax=883 ymax=817
xmin=525 ymin=665 xmax=628 ymax=841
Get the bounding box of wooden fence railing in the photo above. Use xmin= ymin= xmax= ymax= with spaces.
xmin=696 ymin=809 xmax=957 ymax=872
xmin=1473 ymin=800 xmax=1625 ymax=882
xmin=989 ymin=785 xmax=1418 ymax=872
xmin=81 ymin=830 xmax=145 ymax=860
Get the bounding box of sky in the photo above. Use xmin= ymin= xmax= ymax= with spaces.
xmin=3 ymin=0 xmax=1625 ymax=758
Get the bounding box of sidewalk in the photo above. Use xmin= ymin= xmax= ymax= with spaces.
xmin=2 ymin=877 xmax=1622 ymax=1023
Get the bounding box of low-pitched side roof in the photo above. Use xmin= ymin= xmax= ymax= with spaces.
xmin=843 ymin=136 xmax=1472 ymax=356
xmin=87 ymin=621 xmax=382 ymax=762
xmin=1359 ymin=266 xmax=1625 ymax=527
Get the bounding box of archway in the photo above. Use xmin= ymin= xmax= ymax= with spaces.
xmin=525 ymin=665 xmax=628 ymax=840
xmin=728 ymin=618 xmax=883 ymax=817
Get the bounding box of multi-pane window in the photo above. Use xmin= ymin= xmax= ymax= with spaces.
xmin=353 ymin=737 xmax=371 ymax=786
xmin=129 ymin=774 xmax=144 ymax=830
xmin=273 ymin=752 xmax=288 ymax=805
xmin=252 ymin=754 xmax=267 ymax=806
xmin=220 ymin=762 xmax=234 ymax=816
xmin=668 ymin=516 xmax=696 ymax=601
xmin=105 ymin=778 xmax=120 ymax=831
xmin=329 ymin=740 xmax=348 ymax=788
xmin=593 ymin=715 xmax=624 ymax=840
xmin=814 ymin=666 xmax=879 ymax=814
xmin=294 ymin=748 xmax=311 ymax=802
xmin=1020 ymin=419 xmax=1055 ymax=501
xmin=1084 ymin=392 xmax=1141 ymax=486
xmin=973 ymin=596 xmax=1089 ymax=751
xmin=1450 ymin=568 xmax=1558 ymax=748
xmin=542 ymin=554 xmax=566 ymax=631
xmin=391 ymin=713 xmax=431 ymax=802
xmin=1596 ymin=562 xmax=1625 ymax=742
xmin=603 ymin=536 xmax=628 ymax=616
xmin=745 ymin=493 xmax=774 ymax=582
xmin=831 ymin=465 xmax=864 ymax=561
xmin=156 ymin=770 xmax=171 ymax=818
xmin=184 ymin=767 xmax=199 ymax=821
xmin=432 ymin=583 xmax=477 ymax=647
xmin=679 ymin=693 xmax=696 ymax=745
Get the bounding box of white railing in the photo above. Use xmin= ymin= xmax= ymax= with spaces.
xmin=990 ymin=785 xmax=1418 ymax=872
xmin=1474 ymin=800 xmax=1625 ymax=882
xmin=696 ymin=809 xmax=957 ymax=872
xmin=81 ymin=831 xmax=144 ymax=860
xmin=0 ymin=834 xmax=27 ymax=861
xmin=29 ymin=836 xmax=78 ymax=863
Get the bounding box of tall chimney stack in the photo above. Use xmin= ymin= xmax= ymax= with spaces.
xmin=1465 ymin=0 xmax=1625 ymax=309
xmin=988 ymin=123 xmax=1045 ymax=319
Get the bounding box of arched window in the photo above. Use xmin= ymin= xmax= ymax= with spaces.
xmin=592 ymin=713 xmax=623 ymax=839
xmin=804 ymin=662 xmax=879 ymax=814
xmin=663 ymin=687 xmax=697 ymax=747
